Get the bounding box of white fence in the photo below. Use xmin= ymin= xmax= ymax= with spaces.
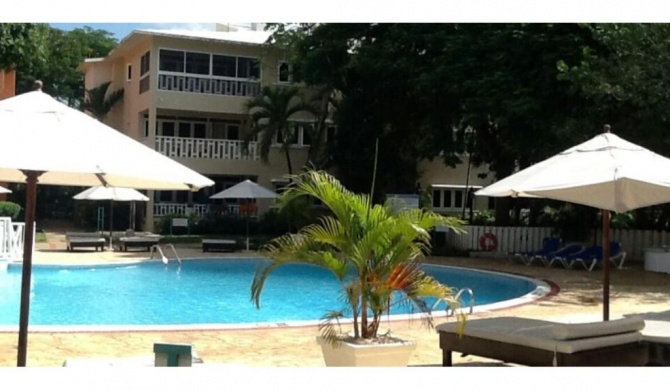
xmin=443 ymin=225 xmax=553 ymax=255
xmin=0 ymin=217 xmax=33 ymax=262
xmin=443 ymin=225 xmax=670 ymax=261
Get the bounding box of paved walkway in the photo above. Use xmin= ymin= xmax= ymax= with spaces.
xmin=1 ymin=234 xmax=670 ymax=367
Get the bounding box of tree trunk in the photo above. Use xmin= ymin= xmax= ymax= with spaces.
xmin=284 ymin=146 xmax=293 ymax=176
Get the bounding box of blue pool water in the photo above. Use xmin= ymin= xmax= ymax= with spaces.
xmin=0 ymin=259 xmax=542 ymax=327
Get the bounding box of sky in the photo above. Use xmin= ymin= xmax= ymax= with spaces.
xmin=9 ymin=0 xmax=670 ymax=26
xmin=49 ymin=23 xmax=220 ymax=41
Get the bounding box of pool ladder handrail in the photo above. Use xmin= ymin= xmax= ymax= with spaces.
xmin=150 ymin=244 xmax=182 ymax=267
xmin=432 ymin=287 xmax=474 ymax=317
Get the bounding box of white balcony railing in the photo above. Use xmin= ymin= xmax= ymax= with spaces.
xmin=157 ymin=73 xmax=261 ymax=97
xmin=154 ymin=203 xmax=211 ymax=217
xmin=155 ymin=136 xmax=259 ymax=160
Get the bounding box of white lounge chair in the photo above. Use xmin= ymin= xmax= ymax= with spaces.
xmin=65 ymin=232 xmax=106 ymax=252
xmin=436 ymin=316 xmax=648 ymax=366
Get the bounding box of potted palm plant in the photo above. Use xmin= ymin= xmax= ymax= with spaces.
xmin=251 ymin=170 xmax=466 ymax=366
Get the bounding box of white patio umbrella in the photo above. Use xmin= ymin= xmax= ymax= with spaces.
xmin=0 ymin=185 xmax=10 ymax=194
xmin=0 ymin=85 xmax=214 ymax=366
xmin=73 ymin=186 xmax=150 ymax=248
xmin=210 ymin=180 xmax=279 ymax=250
xmin=476 ymin=127 xmax=670 ymax=321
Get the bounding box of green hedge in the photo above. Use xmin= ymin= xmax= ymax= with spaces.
xmin=0 ymin=201 xmax=21 ymax=219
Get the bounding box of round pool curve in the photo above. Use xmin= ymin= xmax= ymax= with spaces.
xmin=0 ymin=258 xmax=550 ymax=330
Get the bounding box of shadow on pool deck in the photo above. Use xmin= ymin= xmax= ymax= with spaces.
xmin=1 ymin=235 xmax=669 ymax=367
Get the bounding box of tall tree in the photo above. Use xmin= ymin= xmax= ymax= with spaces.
xmin=242 ymin=85 xmax=314 ymax=176
xmin=81 ymin=81 xmax=124 ymax=121
xmin=15 ymin=25 xmax=117 ymax=108
xmin=0 ymin=23 xmax=50 ymax=71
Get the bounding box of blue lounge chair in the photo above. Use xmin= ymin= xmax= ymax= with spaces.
xmin=569 ymin=242 xmax=626 ymax=271
xmin=561 ymin=245 xmax=602 ymax=269
xmin=512 ymin=236 xmax=561 ymax=266
xmin=543 ymin=243 xmax=585 ymax=268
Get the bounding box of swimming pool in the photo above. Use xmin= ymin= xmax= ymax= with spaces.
xmin=0 ymin=259 xmax=549 ymax=330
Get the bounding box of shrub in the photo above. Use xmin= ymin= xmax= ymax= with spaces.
xmin=0 ymin=201 xmax=22 ymax=219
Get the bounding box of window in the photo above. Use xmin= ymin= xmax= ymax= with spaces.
xmin=211 ymin=121 xmax=241 ymax=140
xmin=158 ymin=191 xmax=173 ymax=202
xmin=140 ymin=51 xmax=150 ymax=75
xmin=161 ymin=121 xmax=175 ymax=137
xmin=159 ymin=50 xmax=185 ymax=72
xmin=227 ymin=126 xmax=239 ymax=140
xmin=278 ymin=61 xmax=291 ymax=83
xmin=432 ymin=187 xmax=480 ymax=211
xmin=454 ymin=191 xmax=463 ymax=209
xmin=237 ymin=57 xmax=260 ymax=79
xmin=178 ymin=122 xmax=191 ymax=138
xmin=126 ymin=64 xmax=132 ymax=81
xmin=185 ymin=52 xmax=210 ymax=75
xmin=432 ymin=190 xmax=441 ymax=208
xmin=143 ymin=117 xmax=149 ymax=137
xmin=176 ymin=191 xmax=188 ymax=203
xmin=193 ymin=123 xmax=207 ymax=139
xmin=302 ymin=124 xmax=312 ymax=146
xmin=212 ymin=55 xmax=237 ymax=77
xmin=443 ymin=190 xmax=452 ymax=208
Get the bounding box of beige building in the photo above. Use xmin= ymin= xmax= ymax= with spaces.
xmin=79 ymin=25 xmax=493 ymax=231
xmin=79 ymin=25 xmax=319 ymax=230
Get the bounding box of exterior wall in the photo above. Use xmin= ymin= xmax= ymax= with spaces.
xmin=82 ymin=32 xmax=315 ymax=231
xmin=417 ymin=156 xmax=494 ymax=215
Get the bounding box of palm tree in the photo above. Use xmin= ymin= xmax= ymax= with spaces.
xmin=81 ymin=81 xmax=124 ymax=121
xmin=242 ymin=86 xmax=314 ymax=175
xmin=251 ymin=170 xmax=466 ymax=343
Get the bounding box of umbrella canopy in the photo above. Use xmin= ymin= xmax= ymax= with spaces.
xmin=476 ymin=129 xmax=670 ymax=321
xmin=73 ymin=186 xmax=150 ymax=245
xmin=73 ymin=186 xmax=150 ymax=202
xmin=210 ymin=179 xmax=279 ymax=199
xmin=0 ymin=185 xmax=10 ymax=194
xmin=0 ymin=86 xmax=214 ymax=366
xmin=210 ymin=180 xmax=278 ymax=251
xmin=476 ymin=132 xmax=670 ymax=212
xmin=0 ymin=90 xmax=213 ymax=190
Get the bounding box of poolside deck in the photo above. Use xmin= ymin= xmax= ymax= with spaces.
xmin=1 ymin=233 xmax=669 ymax=367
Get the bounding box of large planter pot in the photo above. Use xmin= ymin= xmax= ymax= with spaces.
xmin=316 ymin=336 xmax=417 ymax=367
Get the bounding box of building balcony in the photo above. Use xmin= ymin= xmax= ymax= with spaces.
xmin=157 ymin=73 xmax=261 ymax=97
xmin=155 ymin=136 xmax=259 ymax=160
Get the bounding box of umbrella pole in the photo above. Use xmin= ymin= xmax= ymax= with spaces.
xmin=246 ymin=211 xmax=250 ymax=251
xmin=109 ymin=200 xmax=114 ymax=250
xmin=17 ymin=170 xmax=41 ymax=367
xmin=603 ymin=210 xmax=611 ymax=321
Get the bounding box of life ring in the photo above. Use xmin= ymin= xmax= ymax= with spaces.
xmin=479 ymin=233 xmax=498 ymax=252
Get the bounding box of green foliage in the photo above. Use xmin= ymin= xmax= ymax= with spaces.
xmin=251 ymin=170 xmax=466 ymax=342
xmin=611 ymin=211 xmax=635 ymax=229
xmin=0 ymin=201 xmax=21 ymax=219
xmin=242 ymin=86 xmax=315 ymax=175
xmin=14 ymin=25 xmax=117 ymax=108
xmin=471 ymin=210 xmax=495 ymax=226
xmin=81 ymin=81 xmax=124 ymax=121
xmin=0 ymin=23 xmax=50 ymax=71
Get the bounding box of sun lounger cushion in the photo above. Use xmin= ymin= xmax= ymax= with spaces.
xmin=436 ymin=317 xmax=644 ymax=354
xmin=552 ymin=316 xmax=645 ymax=340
